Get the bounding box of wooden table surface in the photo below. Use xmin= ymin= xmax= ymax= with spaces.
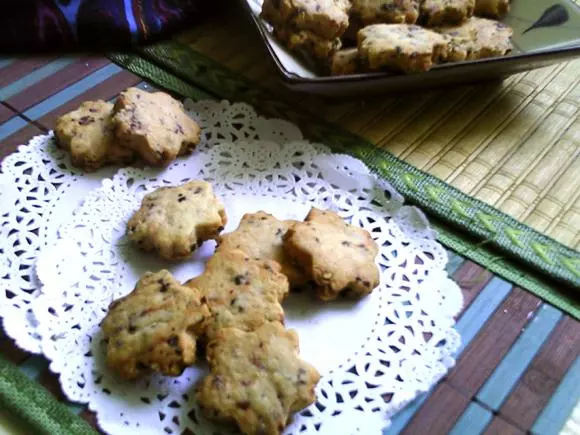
xmin=0 ymin=55 xmax=579 ymax=435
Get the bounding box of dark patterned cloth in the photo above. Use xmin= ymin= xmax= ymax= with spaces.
xmin=0 ymin=0 xmax=207 ymax=52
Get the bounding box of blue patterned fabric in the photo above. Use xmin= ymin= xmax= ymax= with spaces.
xmin=0 ymin=0 xmax=206 ymax=52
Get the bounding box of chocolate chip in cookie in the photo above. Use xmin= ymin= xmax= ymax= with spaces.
xmin=101 ymin=270 xmax=209 ymax=379
xmin=112 ymin=87 xmax=200 ymax=166
xmin=55 ymin=100 xmax=137 ymax=171
xmin=185 ymin=248 xmax=289 ymax=340
xmin=127 ymin=180 xmax=227 ymax=261
xmin=284 ymin=207 xmax=380 ymax=301
xmin=357 ymin=23 xmax=449 ymax=73
xmin=196 ymin=322 xmax=320 ymax=435
xmin=217 ymin=211 xmax=310 ymax=289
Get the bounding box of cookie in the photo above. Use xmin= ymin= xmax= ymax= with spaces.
xmin=55 ymin=100 xmax=136 ymax=171
xmin=474 ymin=0 xmax=510 ymax=18
xmin=435 ymin=18 xmax=479 ymax=61
xmin=261 ymin=0 xmax=350 ymax=40
xmin=185 ymin=249 xmax=289 ymax=339
xmin=273 ymin=25 xmax=342 ymax=58
xmin=284 ymin=208 xmax=380 ymax=301
xmin=127 ymin=180 xmax=227 ymax=261
xmin=196 ymin=322 xmax=320 ymax=435
xmin=100 ymin=270 xmax=209 ymax=380
xmin=357 ymin=24 xmax=448 ymax=73
xmin=350 ymin=0 xmax=420 ymax=25
xmin=112 ymin=87 xmax=200 ymax=166
xmin=217 ymin=212 xmax=309 ymax=288
xmin=420 ymin=0 xmax=475 ymax=27
xmin=330 ymin=48 xmax=360 ymax=75
xmin=437 ymin=17 xmax=512 ymax=60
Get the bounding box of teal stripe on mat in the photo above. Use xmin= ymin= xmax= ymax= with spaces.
xmin=449 ymin=402 xmax=493 ymax=435
xmin=0 ymin=115 xmax=29 ymax=141
xmin=21 ymin=63 xmax=122 ymax=121
xmin=384 ymin=277 xmax=513 ymax=434
xmin=532 ymin=356 xmax=580 ymax=435
xmin=0 ymin=59 xmax=14 ymax=70
xmin=476 ymin=304 xmax=562 ymax=410
xmin=0 ymin=59 xmax=75 ymax=100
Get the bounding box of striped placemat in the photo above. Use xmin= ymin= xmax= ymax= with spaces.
xmin=0 ymin=55 xmax=579 ymax=435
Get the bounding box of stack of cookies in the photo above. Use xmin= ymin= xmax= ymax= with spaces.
xmin=260 ymin=0 xmax=513 ymax=75
xmin=100 ymin=180 xmax=381 ymax=434
xmin=55 ymin=87 xmax=200 ymax=171
xmin=261 ymin=0 xmax=351 ymax=59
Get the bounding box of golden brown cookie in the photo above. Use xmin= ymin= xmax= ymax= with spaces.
xmin=127 ymin=180 xmax=227 ymax=261
xmin=112 ymin=87 xmax=200 ymax=166
xmin=261 ymin=0 xmax=350 ymax=40
xmin=100 ymin=270 xmax=209 ymax=380
xmin=350 ymin=0 xmax=420 ymax=25
xmin=185 ymin=249 xmax=289 ymax=340
xmin=273 ymin=25 xmax=342 ymax=58
xmin=437 ymin=17 xmax=512 ymax=60
xmin=357 ymin=24 xmax=448 ymax=73
xmin=284 ymin=208 xmax=380 ymax=301
xmin=197 ymin=322 xmax=320 ymax=435
xmin=55 ymin=100 xmax=136 ymax=171
xmin=217 ymin=212 xmax=310 ymax=289
xmin=330 ymin=48 xmax=361 ymax=75
xmin=474 ymin=0 xmax=510 ymax=18
xmin=420 ymin=0 xmax=475 ymax=27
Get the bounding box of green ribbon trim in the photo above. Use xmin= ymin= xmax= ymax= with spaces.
xmin=107 ymin=45 xmax=579 ymax=318
xmin=109 ymin=42 xmax=580 ymax=287
xmin=0 ymin=354 xmax=97 ymax=435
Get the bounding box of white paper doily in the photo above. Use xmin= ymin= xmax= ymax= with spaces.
xmin=31 ymin=102 xmax=463 ymax=435
xmin=0 ymin=134 xmax=119 ymax=353
xmin=0 ymin=100 xmax=303 ymax=353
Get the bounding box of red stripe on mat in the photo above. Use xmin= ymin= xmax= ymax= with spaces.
xmin=0 ymin=103 xmax=17 ymax=124
xmin=80 ymin=410 xmax=103 ymax=433
xmin=0 ymin=58 xmax=56 ymax=89
xmin=452 ymin=262 xmax=493 ymax=318
xmin=0 ymin=338 xmax=29 ymax=365
xmin=401 ymin=288 xmax=541 ymax=435
xmin=404 ymin=383 xmax=470 ymax=435
xmin=447 ymin=288 xmax=541 ymax=396
xmin=483 ymin=417 xmax=525 ymax=435
xmin=38 ymin=367 xmax=68 ymax=402
xmin=0 ymin=123 xmax=45 ymax=161
xmin=5 ymin=58 xmax=110 ymax=112
xmin=32 ymin=70 xmax=142 ymax=130
xmin=498 ymin=316 xmax=580 ymax=430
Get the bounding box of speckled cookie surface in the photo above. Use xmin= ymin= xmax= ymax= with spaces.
xmin=196 ymin=323 xmax=320 ymax=435
xmin=474 ymin=0 xmax=510 ymax=18
xmin=273 ymin=25 xmax=342 ymax=58
xmin=185 ymin=249 xmax=289 ymax=339
xmin=420 ymin=0 xmax=475 ymax=26
xmin=101 ymin=270 xmax=209 ymax=380
xmin=261 ymin=0 xmax=350 ymax=39
xmin=284 ymin=208 xmax=380 ymax=301
xmin=350 ymin=0 xmax=420 ymax=25
xmin=330 ymin=48 xmax=361 ymax=75
xmin=357 ymin=24 xmax=448 ymax=73
xmin=55 ymin=100 xmax=136 ymax=171
xmin=127 ymin=180 xmax=227 ymax=261
xmin=217 ymin=212 xmax=309 ymax=288
xmin=437 ymin=17 xmax=512 ymax=60
xmin=112 ymin=87 xmax=200 ymax=166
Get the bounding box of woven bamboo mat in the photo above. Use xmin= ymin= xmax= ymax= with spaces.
xmin=175 ymin=6 xmax=580 ymax=253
